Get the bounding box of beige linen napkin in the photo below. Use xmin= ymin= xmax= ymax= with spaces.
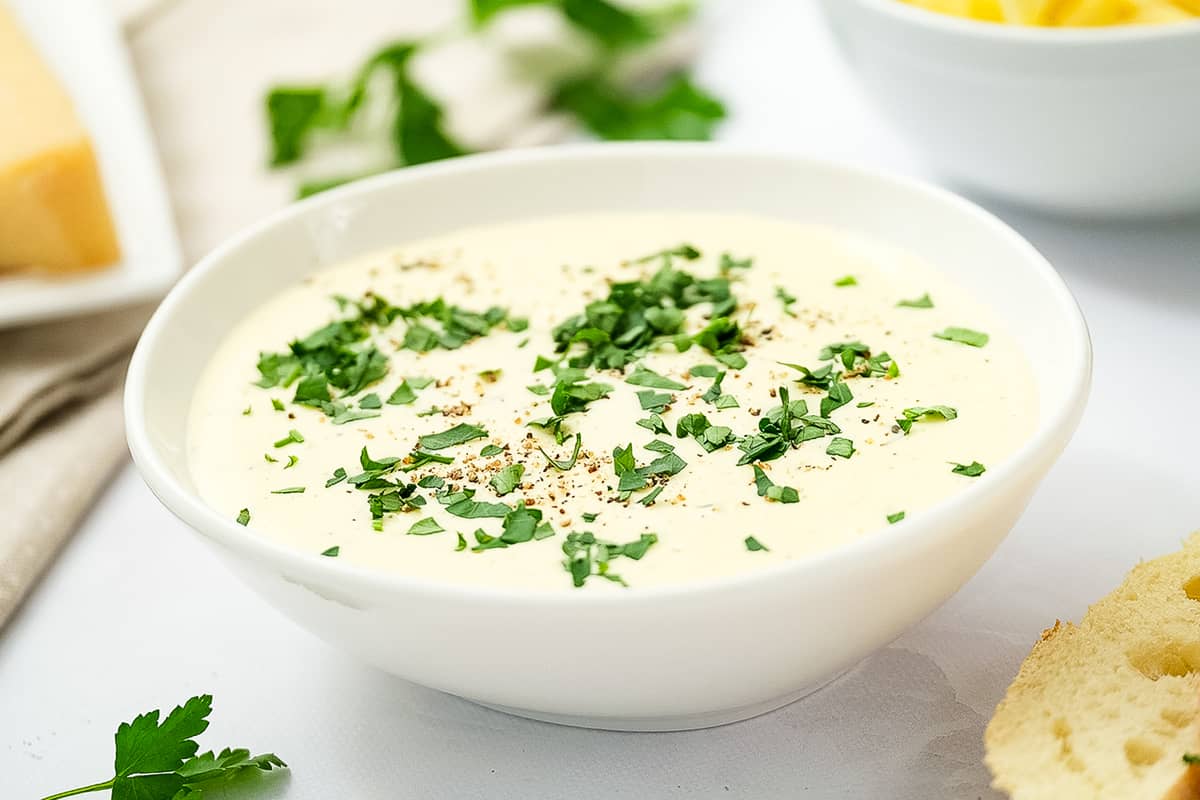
xmin=0 ymin=306 xmax=150 ymax=626
xmin=0 ymin=0 xmax=699 ymax=628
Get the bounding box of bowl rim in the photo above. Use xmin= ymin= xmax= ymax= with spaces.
xmin=856 ymin=0 xmax=1200 ymax=43
xmin=125 ymin=142 xmax=1093 ymax=606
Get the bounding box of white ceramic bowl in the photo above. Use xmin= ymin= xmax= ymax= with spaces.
xmin=126 ymin=144 xmax=1091 ymax=731
xmin=816 ymin=0 xmax=1200 ymax=217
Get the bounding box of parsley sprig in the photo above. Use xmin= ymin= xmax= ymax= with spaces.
xmin=38 ymin=695 xmax=284 ymax=800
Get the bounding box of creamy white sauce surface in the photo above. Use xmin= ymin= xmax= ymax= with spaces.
xmin=187 ymin=213 xmax=1037 ymax=591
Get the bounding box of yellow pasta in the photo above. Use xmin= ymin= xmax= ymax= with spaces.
xmin=900 ymin=0 xmax=1199 ymax=24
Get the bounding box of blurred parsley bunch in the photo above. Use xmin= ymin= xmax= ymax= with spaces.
xmin=266 ymin=0 xmax=725 ymax=197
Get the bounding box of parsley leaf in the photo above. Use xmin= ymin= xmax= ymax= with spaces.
xmin=826 ymin=437 xmax=855 ymax=459
xmin=896 ymin=405 xmax=958 ymax=434
xmin=751 ymin=465 xmax=799 ymax=504
xmin=562 ymin=531 xmax=658 ymax=587
xmin=540 ymin=433 xmax=583 ymax=471
xmin=625 ymin=365 xmax=686 ymax=390
xmin=934 ymin=327 xmax=989 ymax=348
xmin=419 ymin=423 xmax=488 ymax=450
xmin=833 ymin=275 xmax=857 ymax=287
xmin=636 ymin=414 xmax=670 ymax=435
xmin=273 ymin=429 xmax=304 ymax=448
xmin=271 ymin=486 xmax=305 ymax=495
xmin=39 ymin=695 xmax=286 ymax=800
xmin=446 ymin=499 xmax=511 ymax=519
xmin=489 ymin=464 xmax=525 ymax=496
xmin=897 ymin=293 xmax=934 ymax=309
xmin=744 ymin=536 xmax=769 ymax=552
xmin=407 ymin=517 xmax=445 ymax=536
xmin=235 ymin=509 xmax=250 ymax=526
xmin=480 ymin=444 xmax=504 ymax=457
xmin=321 ymin=546 xmax=340 ymax=557
xmin=951 ymin=461 xmax=987 ymax=477
xmin=887 ymin=511 xmax=906 ymax=524
xmin=637 ymin=389 xmax=674 ymax=412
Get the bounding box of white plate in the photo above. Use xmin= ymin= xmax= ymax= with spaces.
xmin=1 ymin=0 xmax=181 ymax=329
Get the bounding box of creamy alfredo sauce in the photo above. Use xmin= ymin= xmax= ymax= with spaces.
xmin=188 ymin=213 xmax=1037 ymax=591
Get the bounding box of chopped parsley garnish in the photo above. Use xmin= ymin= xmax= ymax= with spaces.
xmin=637 ymin=389 xmax=674 ymax=412
xmin=689 ymin=364 xmax=720 ymax=378
xmin=775 ymin=286 xmax=797 ymax=317
xmin=887 ymin=511 xmax=906 ymax=524
xmin=253 ymin=294 xmax=511 ymax=415
xmin=419 ymin=423 xmax=488 ymax=450
xmin=714 ymin=394 xmax=739 ymax=409
xmin=271 ymin=486 xmax=305 ymax=494
xmin=951 ymin=461 xmax=987 ymax=477
xmin=744 ymin=536 xmax=769 ymax=552
xmin=526 ymin=384 xmax=551 ymax=396
xmin=242 ymin=405 xmax=252 ymax=416
xmin=736 ymin=386 xmax=840 ymax=466
xmin=700 ymin=371 xmax=727 ymax=405
xmin=321 ymin=545 xmax=340 ymax=556
xmin=582 ymin=512 xmax=599 ymax=523
xmin=359 ymin=393 xmax=382 ymax=409
xmin=834 ymin=275 xmax=857 ymax=287
xmin=271 ymin=398 xmax=285 ymax=411
xmin=856 ymin=401 xmax=875 ymax=408
xmin=625 ymin=365 xmax=686 ymax=390
xmin=489 ymin=464 xmax=525 ymax=496
xmin=466 ymin=507 xmax=555 ymax=553
xmin=636 ymin=414 xmax=670 ymax=435
xmin=284 ymin=455 xmax=299 ymax=469
xmin=325 ymin=467 xmax=347 ymax=487
xmin=934 ymin=327 xmax=989 ymax=348
xmin=896 ymin=405 xmax=958 ymax=434
xmin=718 ymin=252 xmax=752 ymax=274
xmin=821 ymin=377 xmax=853 ymax=418
xmin=417 ymin=475 xmax=445 ymax=489
xmin=612 ymin=441 xmax=687 ymax=497
xmin=633 ymin=243 xmax=701 ymax=264
xmin=551 ymin=375 xmax=613 ymax=416
xmin=386 ymin=380 xmax=418 ymax=405
xmin=562 ymin=531 xmax=658 ymax=587
xmin=263 ymin=454 xmax=278 ymax=464
xmin=273 ymin=429 xmax=304 ymax=448
xmin=826 ymin=437 xmax=855 ymax=459
xmin=479 ymin=444 xmax=504 ymax=458
xmin=550 ymin=251 xmax=740 ymax=371
xmin=455 ymin=532 xmax=467 ymax=551
xmin=638 ymin=485 xmax=664 ymax=506
xmin=897 ymin=293 xmax=934 ymax=309
xmin=540 ymin=433 xmax=583 ymax=471
xmin=478 ymin=368 xmax=502 ymax=382
xmin=406 ymin=517 xmax=445 ymax=536
xmin=675 ymin=412 xmax=734 ymax=453
xmin=751 ymin=464 xmax=799 ymax=503
xmin=235 ymin=508 xmax=250 ymax=526
xmin=330 ymin=407 xmax=381 ymax=425
xmin=446 ymin=498 xmax=511 ymax=519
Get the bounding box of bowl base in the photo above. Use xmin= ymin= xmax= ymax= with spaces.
xmin=471 ymin=668 xmax=848 ymax=732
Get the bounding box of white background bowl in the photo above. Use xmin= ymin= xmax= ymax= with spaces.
xmin=816 ymin=0 xmax=1200 ymax=217
xmin=125 ymin=144 xmax=1090 ymax=731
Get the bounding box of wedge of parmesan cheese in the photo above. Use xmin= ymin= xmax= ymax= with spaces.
xmin=0 ymin=3 xmax=120 ymax=273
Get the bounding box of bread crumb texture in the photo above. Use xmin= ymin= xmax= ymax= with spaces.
xmin=985 ymin=533 xmax=1200 ymax=799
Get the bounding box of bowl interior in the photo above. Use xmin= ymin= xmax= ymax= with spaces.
xmin=130 ymin=144 xmax=1089 ymax=537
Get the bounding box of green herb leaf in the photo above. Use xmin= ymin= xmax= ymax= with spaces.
xmin=480 ymin=444 xmax=504 ymax=457
xmin=887 ymin=511 xmax=906 ymax=524
xmin=582 ymin=512 xmax=599 ymax=523
xmin=897 ymin=293 xmax=934 ymax=309
xmin=951 ymin=461 xmax=986 ymax=477
xmin=266 ymin=87 xmax=326 ymax=166
xmin=636 ymin=414 xmax=670 ymax=435
xmin=359 ymin=393 xmax=382 ymax=409
xmin=386 ymin=381 xmax=418 ymax=405
xmin=271 ymin=486 xmax=305 ymax=494
xmin=273 ymin=429 xmax=304 ymax=448
xmin=751 ymin=464 xmax=799 ymax=503
xmin=540 ymin=433 xmax=583 ymax=471
xmin=39 ymin=695 xmax=287 ymax=800
xmin=271 ymin=398 xmax=285 ymax=411
xmin=321 ymin=546 xmax=340 ymax=557
xmin=407 ymin=517 xmax=445 ymax=536
xmin=896 ymin=405 xmax=958 ymax=434
xmin=284 ymin=455 xmax=299 ymax=469
xmin=744 ymin=536 xmax=769 ymax=552
xmin=625 ymin=365 xmax=686 ymax=390
xmin=325 ymin=467 xmax=347 ymax=488
xmin=834 ymin=275 xmax=857 ymax=287
xmin=235 ymin=509 xmax=250 ymax=526
xmin=637 ymin=389 xmax=674 ymax=412
xmin=934 ymin=327 xmax=989 ymax=348
xmin=489 ymin=464 xmax=525 ymax=496
xmin=446 ymin=498 xmax=511 ymax=519
xmin=555 ymin=73 xmax=725 ymax=142
xmin=826 ymin=437 xmax=855 ymax=459
xmin=419 ymin=423 xmax=488 ymax=450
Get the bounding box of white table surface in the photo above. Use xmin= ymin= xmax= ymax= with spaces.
xmin=4 ymin=2 xmax=1200 ymax=798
